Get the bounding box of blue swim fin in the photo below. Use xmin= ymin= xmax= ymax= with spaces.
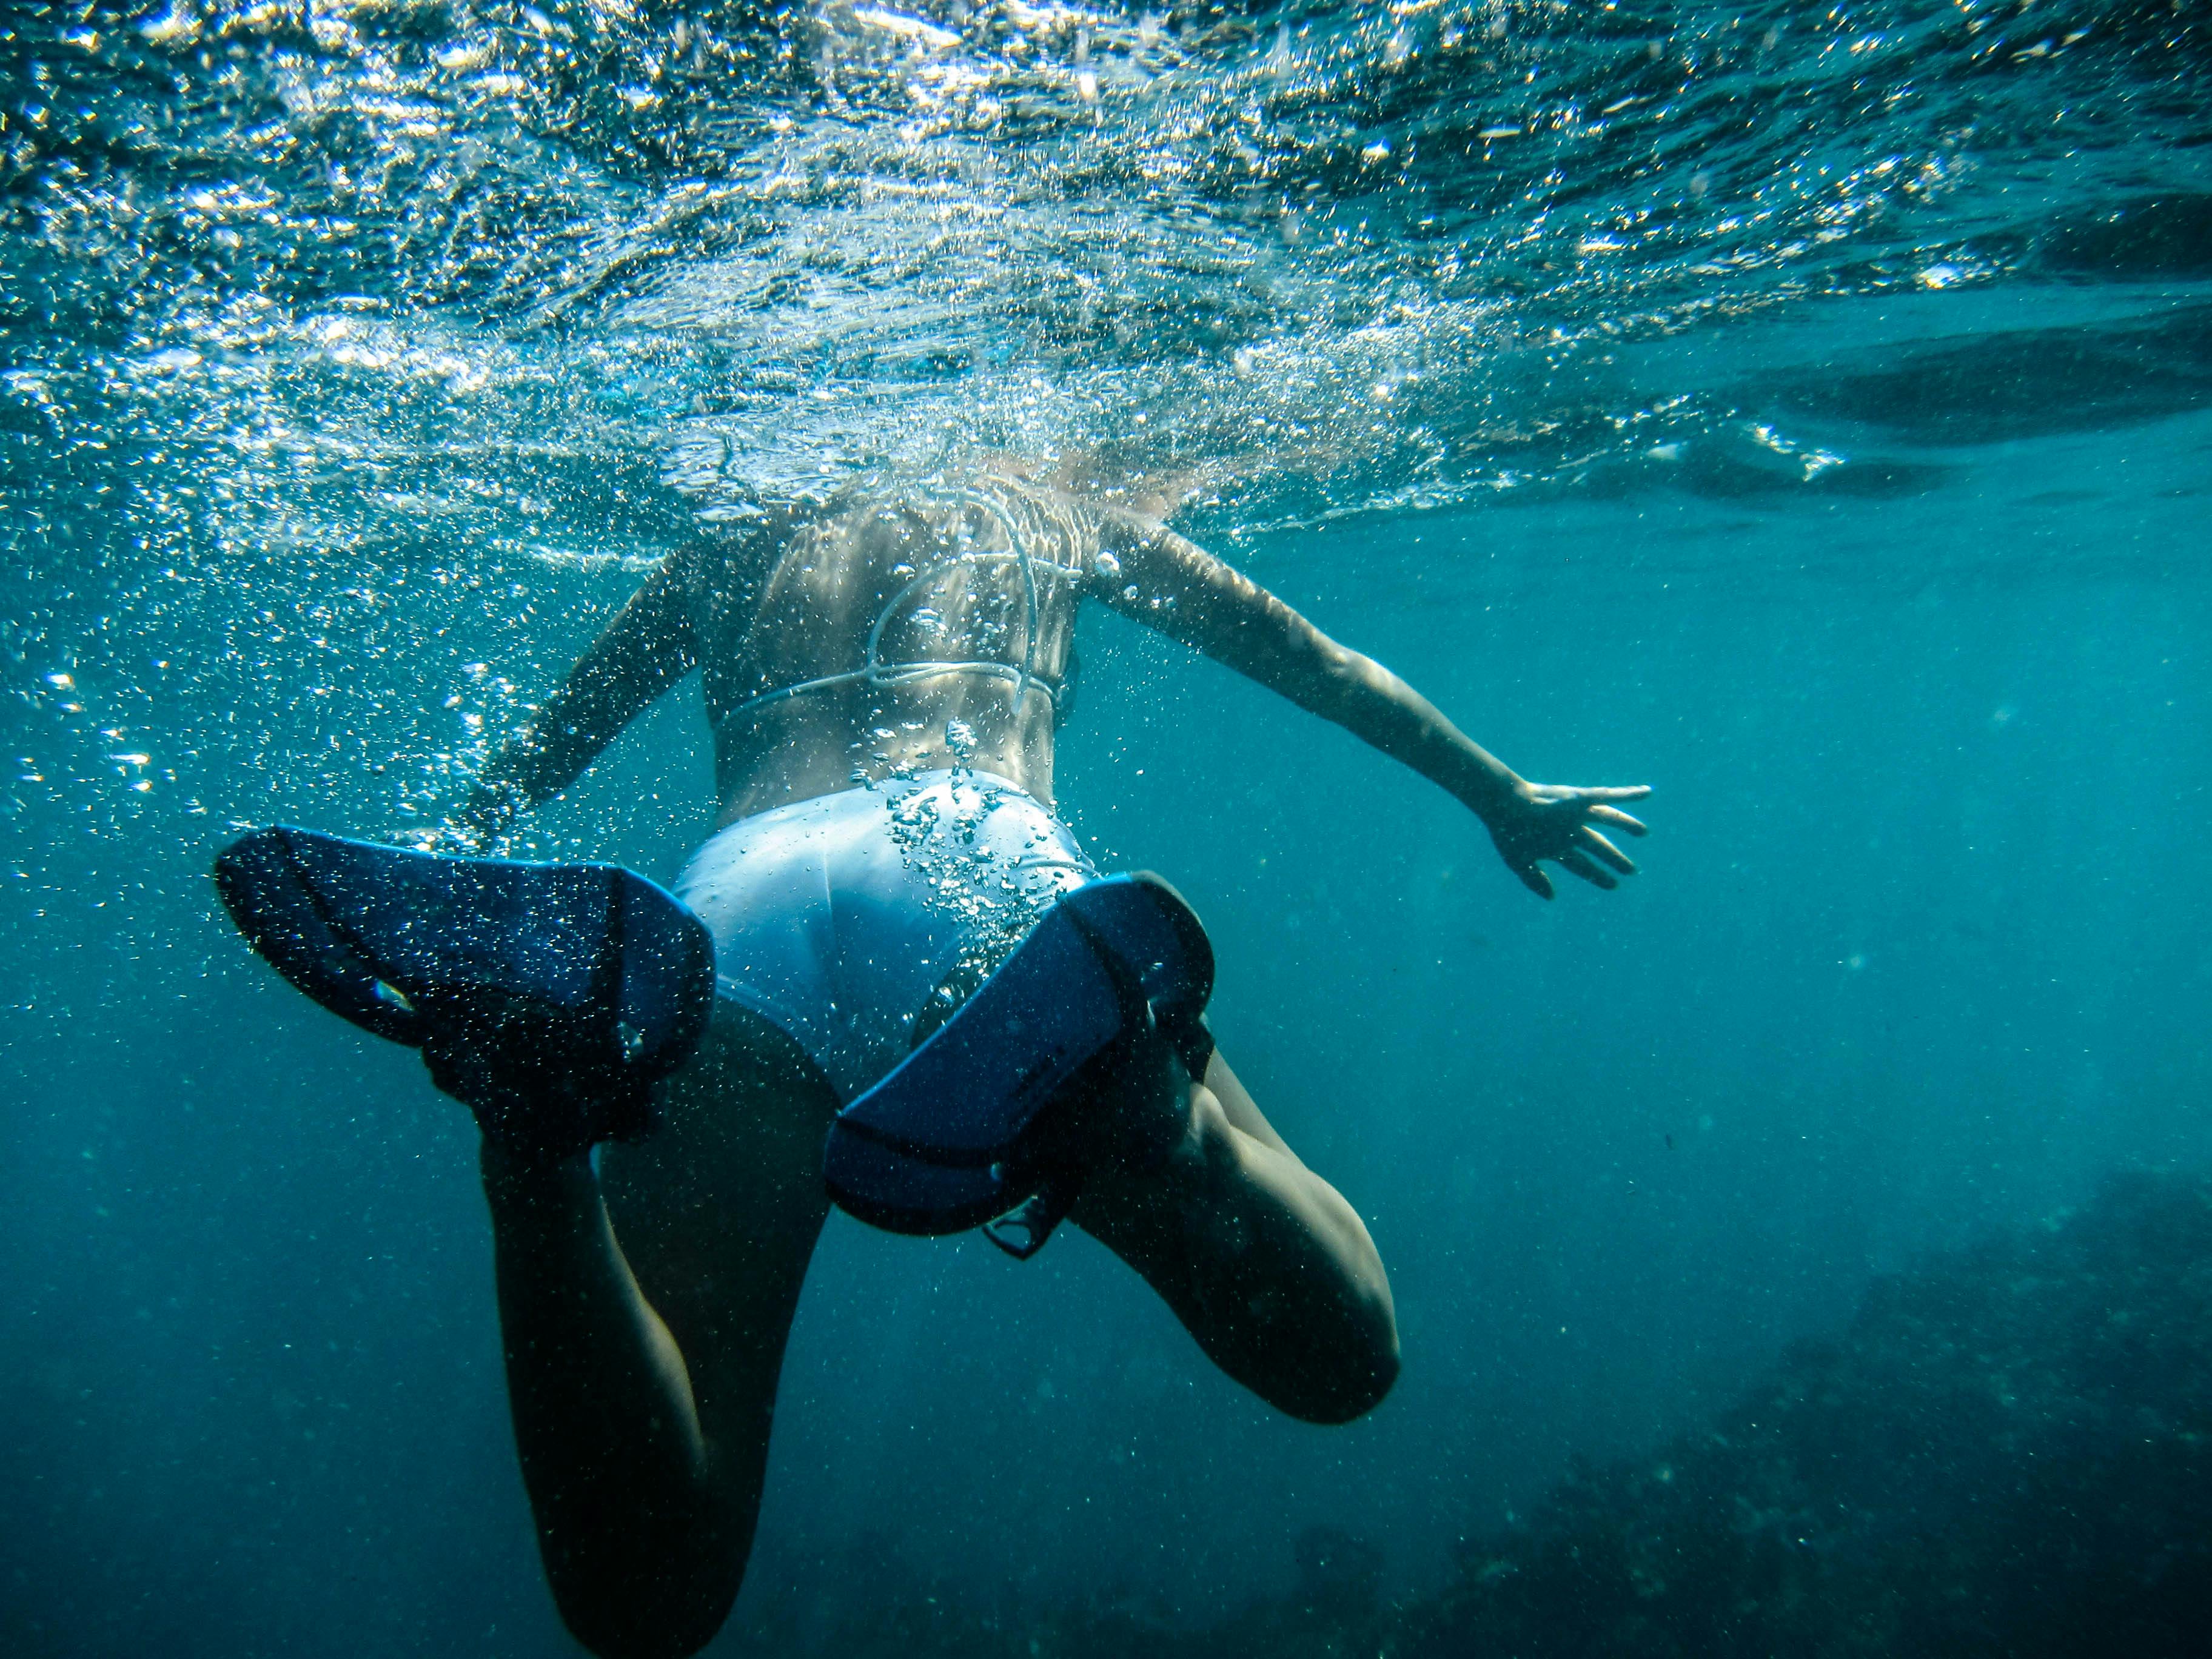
xmin=213 ymin=826 xmax=714 ymax=1162
xmin=823 ymin=873 xmax=1215 ymax=1256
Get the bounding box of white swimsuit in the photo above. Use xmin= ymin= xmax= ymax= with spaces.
xmin=677 ymin=481 xmax=1106 ymax=1099
xmin=672 ymin=769 xmax=1095 ymax=1102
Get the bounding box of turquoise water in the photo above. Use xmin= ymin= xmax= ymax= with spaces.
xmin=5 ymin=2 xmax=2211 ymax=1654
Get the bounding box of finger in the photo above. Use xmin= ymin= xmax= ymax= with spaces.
xmin=1527 ymin=783 xmax=1653 ymax=806
xmin=1517 ymin=864 xmax=1555 ymax=900
xmin=1580 ymin=826 xmax=1638 ymax=875
xmin=1574 ymin=785 xmax=1652 ymax=803
xmin=1557 ymin=848 xmax=1620 ymax=890
xmin=1586 ymin=805 xmax=1649 ymax=837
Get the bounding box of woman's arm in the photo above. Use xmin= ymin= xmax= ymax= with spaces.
xmin=448 ymin=552 xmax=700 ymax=848
xmin=1096 ymin=518 xmax=1647 ymax=898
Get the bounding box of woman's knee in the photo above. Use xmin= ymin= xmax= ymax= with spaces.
xmin=552 ymin=1558 xmax=743 ymax=1659
xmin=1276 ymin=1290 xmax=1401 ymax=1424
xmin=541 ymin=1507 xmax=751 ymax=1659
xmin=1286 ymin=1179 xmax=1401 ymax=1422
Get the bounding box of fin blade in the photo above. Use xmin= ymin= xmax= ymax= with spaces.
xmin=213 ymin=826 xmax=422 ymax=1044
xmin=212 ymin=826 xmax=718 ymax=1136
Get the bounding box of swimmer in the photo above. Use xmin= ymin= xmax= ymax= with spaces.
xmin=220 ymin=456 xmax=1647 ymax=1659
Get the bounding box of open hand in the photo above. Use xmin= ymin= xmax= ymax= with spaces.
xmin=1484 ymin=782 xmax=1651 ymax=899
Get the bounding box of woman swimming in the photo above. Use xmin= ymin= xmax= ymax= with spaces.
xmin=226 ymin=456 xmax=1648 ymax=1658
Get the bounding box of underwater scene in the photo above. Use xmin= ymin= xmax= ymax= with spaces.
xmin=5 ymin=0 xmax=2211 ymax=1654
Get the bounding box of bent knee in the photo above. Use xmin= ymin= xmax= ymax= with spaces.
xmin=1287 ymin=1317 xmax=1401 ymax=1425
xmin=550 ymin=1557 xmax=742 ymax=1659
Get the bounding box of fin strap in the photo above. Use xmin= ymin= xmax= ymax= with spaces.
xmin=982 ymin=1170 xmax=1083 ymax=1260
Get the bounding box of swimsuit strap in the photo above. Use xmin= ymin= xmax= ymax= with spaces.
xmin=719 ymin=483 xmax=1090 ymax=726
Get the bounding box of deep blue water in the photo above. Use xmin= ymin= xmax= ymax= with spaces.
xmin=5 ymin=1 xmax=2211 ymax=1654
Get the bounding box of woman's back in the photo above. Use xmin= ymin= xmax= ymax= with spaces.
xmin=702 ymin=472 xmax=1106 ymax=822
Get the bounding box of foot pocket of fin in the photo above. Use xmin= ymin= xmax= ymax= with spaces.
xmin=213 ymin=825 xmax=715 ymax=1161
xmin=823 ymin=873 xmax=1214 ymax=1250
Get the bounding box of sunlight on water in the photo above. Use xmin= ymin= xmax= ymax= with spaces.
xmin=8 ymin=0 xmax=2207 ymax=524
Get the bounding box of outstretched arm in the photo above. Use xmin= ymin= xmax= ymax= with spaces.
xmin=1096 ymin=518 xmax=1647 ymax=898
xmin=448 ymin=552 xmax=700 ymax=848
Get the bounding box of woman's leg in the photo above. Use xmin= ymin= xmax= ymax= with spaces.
xmin=480 ymin=1002 xmax=840 ymax=1659
xmin=1071 ymin=1050 xmax=1401 ymax=1425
